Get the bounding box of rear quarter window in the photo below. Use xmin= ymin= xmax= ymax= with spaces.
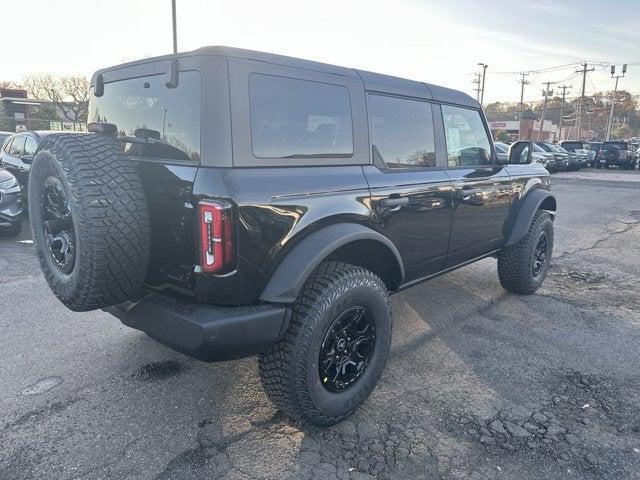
xmin=248 ymin=74 xmax=353 ymax=159
xmin=88 ymin=71 xmax=202 ymax=162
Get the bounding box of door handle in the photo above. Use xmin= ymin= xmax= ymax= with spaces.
xmin=379 ymin=196 xmax=409 ymax=208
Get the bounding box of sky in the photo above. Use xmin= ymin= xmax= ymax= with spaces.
xmin=3 ymin=0 xmax=640 ymax=103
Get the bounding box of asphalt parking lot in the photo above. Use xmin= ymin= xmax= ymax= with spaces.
xmin=1 ymin=169 xmax=639 ymax=480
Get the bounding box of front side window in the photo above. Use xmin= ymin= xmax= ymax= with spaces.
xmin=88 ymin=71 xmax=202 ymax=161
xmin=369 ymin=94 xmax=436 ymax=169
xmin=442 ymin=105 xmax=491 ymax=166
xmin=249 ymin=74 xmax=353 ymax=159
xmin=494 ymin=143 xmax=507 ymax=154
xmin=9 ymin=136 xmax=25 ymax=157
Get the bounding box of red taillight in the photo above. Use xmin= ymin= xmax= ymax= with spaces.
xmin=198 ymin=200 xmax=234 ymax=274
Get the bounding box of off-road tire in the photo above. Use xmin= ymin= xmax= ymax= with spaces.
xmin=498 ymin=210 xmax=553 ymax=295
xmin=28 ymin=133 xmax=150 ymax=311
xmin=0 ymin=221 xmax=22 ymax=237
xmin=259 ymin=261 xmax=392 ymax=427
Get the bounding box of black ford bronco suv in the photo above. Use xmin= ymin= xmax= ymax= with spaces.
xmin=28 ymin=47 xmax=556 ymax=427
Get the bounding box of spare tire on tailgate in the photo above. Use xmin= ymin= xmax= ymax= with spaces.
xmin=28 ymin=133 xmax=150 ymax=311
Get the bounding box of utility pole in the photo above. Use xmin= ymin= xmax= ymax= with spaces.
xmin=537 ymin=82 xmax=555 ymax=141
xmin=478 ymin=63 xmax=488 ymax=107
xmin=575 ymin=62 xmax=594 ymax=140
xmin=472 ymin=72 xmax=482 ymax=102
xmin=605 ymin=64 xmax=627 ymax=141
xmin=518 ymin=72 xmax=530 ymax=140
xmin=171 ymin=0 xmax=178 ymax=54
xmin=557 ymin=85 xmax=572 ymax=141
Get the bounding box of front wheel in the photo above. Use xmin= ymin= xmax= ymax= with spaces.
xmin=259 ymin=261 xmax=392 ymax=427
xmin=497 ymin=211 xmax=554 ymax=295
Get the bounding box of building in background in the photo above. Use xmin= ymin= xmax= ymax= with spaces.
xmin=0 ymin=87 xmax=86 ymax=132
xmin=487 ymin=110 xmax=559 ymax=142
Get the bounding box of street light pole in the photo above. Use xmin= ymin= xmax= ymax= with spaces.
xmin=478 ymin=63 xmax=488 ymax=107
xmin=557 ymin=85 xmax=571 ymax=141
xmin=537 ymin=81 xmax=554 ymax=142
xmin=171 ymin=0 xmax=178 ymax=54
xmin=518 ymin=72 xmax=530 ymax=140
xmin=605 ymin=64 xmax=627 ymax=141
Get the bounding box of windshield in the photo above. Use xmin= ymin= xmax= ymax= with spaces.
xmin=561 ymin=142 xmax=584 ymax=151
xmin=533 ymin=143 xmax=547 ymax=153
xmin=88 ymin=71 xmax=202 ymax=162
xmin=553 ymin=145 xmax=569 ymax=153
xmin=605 ymin=142 xmax=627 ymax=150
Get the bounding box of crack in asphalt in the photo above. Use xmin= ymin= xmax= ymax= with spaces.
xmin=64 ymin=437 xmax=144 ymax=480
xmin=444 ymin=369 xmax=640 ymax=478
xmin=1 ymin=396 xmax=84 ymax=432
xmin=554 ymin=220 xmax=640 ymax=261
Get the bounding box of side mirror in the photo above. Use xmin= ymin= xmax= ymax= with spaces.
xmin=20 ymin=154 xmax=34 ymax=164
xmin=508 ymin=141 xmax=533 ymax=164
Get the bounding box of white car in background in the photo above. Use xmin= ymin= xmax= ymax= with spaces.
xmin=495 ymin=141 xmax=556 ymax=172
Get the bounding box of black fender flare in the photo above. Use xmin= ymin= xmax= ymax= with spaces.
xmin=260 ymin=223 xmax=405 ymax=304
xmin=505 ymin=189 xmax=557 ymax=247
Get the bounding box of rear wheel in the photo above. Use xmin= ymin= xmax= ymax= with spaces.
xmin=259 ymin=261 xmax=392 ymax=427
xmin=28 ymin=134 xmax=150 ymax=311
xmin=498 ymin=211 xmax=554 ymax=295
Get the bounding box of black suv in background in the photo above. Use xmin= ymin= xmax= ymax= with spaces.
xmin=27 ymin=47 xmax=556 ymax=427
xmin=600 ymin=141 xmax=637 ymax=169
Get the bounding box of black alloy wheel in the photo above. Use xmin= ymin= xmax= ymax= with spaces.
xmin=41 ymin=176 xmax=75 ymax=274
xmin=319 ymin=306 xmax=376 ymax=393
xmin=532 ymin=232 xmax=548 ymax=278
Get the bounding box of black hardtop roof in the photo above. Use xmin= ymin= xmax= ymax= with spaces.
xmin=93 ymin=46 xmax=478 ymax=108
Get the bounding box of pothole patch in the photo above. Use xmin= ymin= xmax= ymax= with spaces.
xmin=21 ymin=376 xmax=63 ymax=396
xmin=549 ymin=266 xmax=607 ymax=285
xmin=131 ymin=360 xmax=185 ymax=381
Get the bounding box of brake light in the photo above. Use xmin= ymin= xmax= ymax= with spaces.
xmin=198 ymin=200 xmax=234 ymax=274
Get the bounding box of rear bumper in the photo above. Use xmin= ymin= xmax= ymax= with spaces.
xmin=104 ymin=292 xmax=290 ymax=362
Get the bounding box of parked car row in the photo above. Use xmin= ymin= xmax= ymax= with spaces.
xmin=495 ymin=140 xmax=638 ymax=172
xmin=495 ymin=141 xmax=586 ymax=173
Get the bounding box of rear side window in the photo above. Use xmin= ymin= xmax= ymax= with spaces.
xmin=88 ymin=71 xmax=202 ymax=161
xmin=369 ymin=94 xmax=436 ymax=169
xmin=442 ymin=105 xmax=491 ymax=166
xmin=249 ymin=74 xmax=353 ymax=159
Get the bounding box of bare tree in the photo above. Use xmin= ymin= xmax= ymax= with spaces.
xmin=0 ymin=80 xmax=22 ymax=90
xmin=23 ymin=74 xmax=90 ymax=122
